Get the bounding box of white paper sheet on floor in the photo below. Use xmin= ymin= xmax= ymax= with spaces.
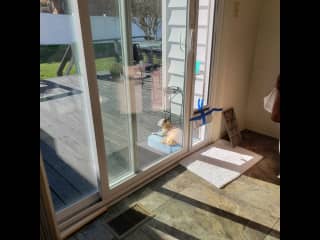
xmin=181 ymin=159 xmax=240 ymax=188
xmin=180 ymin=139 xmax=263 ymax=188
xmin=201 ymin=147 xmax=253 ymax=166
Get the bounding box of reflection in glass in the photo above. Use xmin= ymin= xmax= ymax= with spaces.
xmin=88 ymin=0 xmax=188 ymax=187
xmin=192 ymin=0 xmax=215 ymax=145
xmin=40 ymin=0 xmax=98 ymax=211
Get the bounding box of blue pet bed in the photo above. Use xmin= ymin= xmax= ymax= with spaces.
xmin=147 ymin=134 xmax=182 ymax=154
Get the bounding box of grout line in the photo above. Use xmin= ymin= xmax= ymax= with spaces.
xmin=262 ymin=218 xmax=279 ymax=240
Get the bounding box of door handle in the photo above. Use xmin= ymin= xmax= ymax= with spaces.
xmin=187 ymin=28 xmax=194 ymax=55
xmin=179 ymin=32 xmax=185 ymax=51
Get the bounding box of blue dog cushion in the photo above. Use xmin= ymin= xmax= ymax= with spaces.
xmin=148 ymin=134 xmax=182 ymax=154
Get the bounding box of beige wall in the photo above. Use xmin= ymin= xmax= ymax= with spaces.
xmin=212 ymin=0 xmax=263 ymax=140
xmin=245 ymin=0 xmax=280 ymax=138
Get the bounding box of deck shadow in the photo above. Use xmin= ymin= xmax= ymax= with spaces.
xmin=40 ymin=79 xmax=82 ymax=102
xmin=40 ymin=128 xmax=95 ymax=211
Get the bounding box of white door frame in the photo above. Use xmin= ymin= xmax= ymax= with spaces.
xmin=57 ymin=0 xmax=198 ymax=227
xmin=40 ymin=0 xmax=225 ymax=238
xmin=51 ymin=0 xmax=111 ymax=224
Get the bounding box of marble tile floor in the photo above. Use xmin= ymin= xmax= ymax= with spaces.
xmin=67 ymin=130 xmax=280 ymax=240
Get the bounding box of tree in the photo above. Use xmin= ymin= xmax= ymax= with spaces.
xmin=88 ymin=0 xmax=117 ymax=16
xmin=40 ymin=0 xmax=117 ymax=16
xmin=131 ymin=0 xmax=161 ymax=40
xmin=40 ymin=0 xmax=65 ymax=14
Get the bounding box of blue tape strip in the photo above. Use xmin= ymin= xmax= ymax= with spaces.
xmin=190 ymin=98 xmax=222 ymax=126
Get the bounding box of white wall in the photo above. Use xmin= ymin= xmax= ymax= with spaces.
xmin=245 ymin=0 xmax=280 ymax=138
xmin=212 ymin=0 xmax=263 ymax=140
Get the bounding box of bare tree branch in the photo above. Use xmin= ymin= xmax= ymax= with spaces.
xmin=131 ymin=0 xmax=161 ymax=40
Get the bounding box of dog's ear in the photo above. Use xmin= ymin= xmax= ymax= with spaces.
xmin=157 ymin=118 xmax=165 ymax=127
xmin=164 ymin=119 xmax=171 ymax=125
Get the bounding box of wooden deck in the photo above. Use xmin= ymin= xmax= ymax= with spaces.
xmin=40 ymin=74 xmax=182 ymax=211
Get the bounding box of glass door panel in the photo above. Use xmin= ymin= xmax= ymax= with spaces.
xmin=192 ymin=0 xmax=216 ymax=145
xmin=87 ymin=0 xmax=134 ymax=187
xmin=40 ymin=0 xmax=99 ymax=212
xmin=87 ymin=0 xmax=190 ymax=187
xmin=130 ymin=0 xmax=187 ymax=170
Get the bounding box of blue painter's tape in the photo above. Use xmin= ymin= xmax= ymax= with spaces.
xmin=190 ymin=98 xmax=222 ymax=126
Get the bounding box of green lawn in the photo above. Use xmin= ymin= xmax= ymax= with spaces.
xmin=40 ymin=54 xmax=161 ymax=79
xmin=40 ymin=57 xmax=118 ymax=79
xmin=40 ymin=62 xmax=76 ymax=79
xmin=95 ymin=57 xmax=118 ymax=73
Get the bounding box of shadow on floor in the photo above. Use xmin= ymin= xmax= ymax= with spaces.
xmin=142 ymin=217 xmax=201 ymax=240
xmin=155 ymin=187 xmax=280 ymax=238
xmin=223 ymin=129 xmax=280 ymax=185
xmin=106 ymin=204 xmax=200 ymax=240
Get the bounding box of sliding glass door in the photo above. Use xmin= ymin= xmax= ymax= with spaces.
xmin=87 ymin=0 xmax=191 ymax=188
xmin=40 ymin=0 xmax=208 ymax=225
xmin=86 ymin=0 xmax=135 ymax=188
xmin=40 ymin=0 xmax=100 ymax=212
xmin=191 ymin=0 xmax=217 ymax=146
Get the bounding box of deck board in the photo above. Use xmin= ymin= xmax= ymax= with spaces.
xmin=44 ymin=163 xmax=82 ymax=208
xmin=50 ymin=188 xmax=65 ymax=210
xmin=41 ymin=140 xmax=95 ymax=196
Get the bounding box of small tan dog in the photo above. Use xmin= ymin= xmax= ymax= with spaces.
xmin=157 ymin=118 xmax=182 ymax=146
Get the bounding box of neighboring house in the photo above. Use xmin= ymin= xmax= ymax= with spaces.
xmin=88 ymin=0 xmax=117 ymax=16
xmin=40 ymin=0 xmax=118 ymax=16
xmin=40 ymin=0 xmax=66 ymax=14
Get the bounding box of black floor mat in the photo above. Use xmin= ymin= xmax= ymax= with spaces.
xmin=106 ymin=204 xmax=154 ymax=239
